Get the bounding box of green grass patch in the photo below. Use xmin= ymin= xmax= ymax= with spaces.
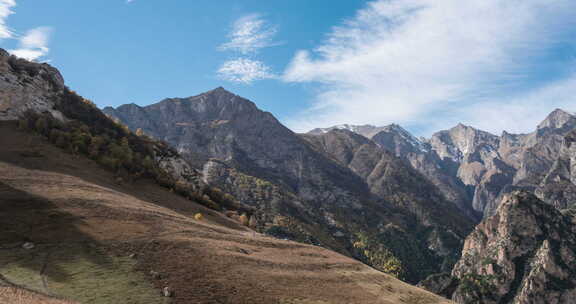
xmin=0 ymin=243 xmax=167 ymax=304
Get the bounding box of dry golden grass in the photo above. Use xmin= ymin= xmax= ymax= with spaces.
xmin=0 ymin=287 xmax=76 ymax=304
xmin=0 ymin=121 xmax=454 ymax=304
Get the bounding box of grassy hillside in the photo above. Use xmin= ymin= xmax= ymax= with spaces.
xmin=0 ymin=121 xmax=453 ymax=303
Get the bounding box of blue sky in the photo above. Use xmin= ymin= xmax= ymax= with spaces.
xmin=2 ymin=0 xmax=576 ymax=136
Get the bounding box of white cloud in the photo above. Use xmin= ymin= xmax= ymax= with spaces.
xmin=0 ymin=0 xmax=16 ymax=39
xmin=0 ymin=1 xmax=53 ymax=61
xmin=219 ymin=14 xmax=279 ymax=55
xmin=217 ymin=58 xmax=276 ymax=84
xmin=9 ymin=27 xmax=52 ymax=61
xmin=216 ymin=14 xmax=279 ymax=85
xmin=9 ymin=48 xmax=45 ymax=61
xmin=283 ymin=0 xmax=576 ymax=134
xmin=19 ymin=26 xmax=50 ymax=49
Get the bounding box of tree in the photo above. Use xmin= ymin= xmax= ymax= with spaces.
xmin=119 ymin=137 xmax=134 ymax=166
xmin=239 ymin=214 xmax=249 ymax=226
xmin=88 ymin=135 xmax=106 ymax=159
xmin=142 ymin=155 xmax=154 ymax=171
xmin=71 ymin=130 xmax=90 ymax=154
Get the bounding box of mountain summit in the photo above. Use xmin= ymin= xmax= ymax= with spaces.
xmin=537 ymin=108 xmax=575 ymax=130
xmin=106 ymin=88 xmax=474 ymax=283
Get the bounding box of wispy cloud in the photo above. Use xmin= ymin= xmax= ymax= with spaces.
xmin=0 ymin=1 xmax=53 ymax=61
xmin=0 ymin=0 xmax=16 ymax=39
xmin=283 ymin=0 xmax=576 ymax=134
xmin=217 ymin=58 xmax=275 ymax=84
xmin=9 ymin=26 xmax=52 ymax=61
xmin=217 ymin=13 xmax=279 ymax=85
xmin=219 ymin=13 xmax=279 ymax=55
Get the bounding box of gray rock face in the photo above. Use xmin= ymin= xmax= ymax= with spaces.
xmin=428 ymin=124 xmax=519 ymax=218
xmin=371 ymin=124 xmax=478 ymax=220
xmin=0 ymin=49 xmax=66 ymax=121
xmin=316 ymin=109 xmax=576 ymax=219
xmin=450 ymin=191 xmax=576 ymax=304
xmin=311 ymin=123 xmax=479 ymax=220
xmin=105 ymin=89 xmax=474 ymax=283
xmin=154 ymin=143 xmax=205 ymax=193
xmin=534 ymin=129 xmax=576 ymax=210
xmin=301 ymin=129 xmax=470 ymax=230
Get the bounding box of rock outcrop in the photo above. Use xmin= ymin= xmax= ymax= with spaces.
xmin=0 ymin=49 xmax=65 ymax=121
xmin=450 ymin=191 xmax=576 ymax=304
xmin=535 ymin=128 xmax=576 ymax=210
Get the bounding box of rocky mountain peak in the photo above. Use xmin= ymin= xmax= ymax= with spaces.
xmin=307 ymin=123 xmax=429 ymax=153
xmin=201 ymin=86 xmax=236 ymax=98
xmin=381 ymin=123 xmax=407 ymax=135
xmin=448 ymin=123 xmax=492 ymax=139
xmin=537 ymin=108 xmax=575 ymax=130
xmin=371 ymin=123 xmax=429 ymax=153
xmin=454 ymin=122 xmax=467 ymax=129
xmin=430 ymin=123 xmax=499 ymax=161
xmin=210 ymin=86 xmax=227 ymax=92
xmin=307 ymin=124 xmax=386 ymax=138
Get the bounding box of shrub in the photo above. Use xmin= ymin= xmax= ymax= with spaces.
xmin=194 ymin=213 xmax=204 ymax=221
xmin=239 ymin=214 xmax=249 ymax=226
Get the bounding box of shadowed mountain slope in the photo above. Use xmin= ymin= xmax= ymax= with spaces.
xmin=105 ymin=88 xmax=475 ymax=283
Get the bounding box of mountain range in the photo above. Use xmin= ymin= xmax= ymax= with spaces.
xmin=2 ymin=47 xmax=576 ymax=303
xmin=103 ymin=88 xmax=475 ymax=282
xmin=310 ymin=109 xmax=576 ymax=219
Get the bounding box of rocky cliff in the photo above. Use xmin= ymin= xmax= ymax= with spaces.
xmin=449 ymin=191 xmax=576 ymax=304
xmin=371 ymin=124 xmax=478 ymax=220
xmin=0 ymin=49 xmax=65 ymax=121
xmin=535 ymin=128 xmax=576 ymax=210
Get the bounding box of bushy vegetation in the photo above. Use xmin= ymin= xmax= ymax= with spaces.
xmin=18 ymin=110 xmax=156 ymax=179
xmin=353 ymin=232 xmax=404 ymax=279
xmin=16 ymin=88 xmax=244 ymax=212
xmin=458 ymin=272 xmax=497 ymax=303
